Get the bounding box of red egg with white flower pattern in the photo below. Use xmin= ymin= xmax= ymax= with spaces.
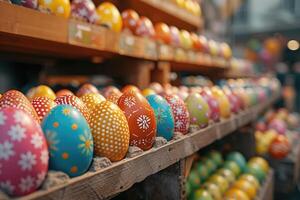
xmin=76 ymin=83 xmax=99 ymax=97
xmin=118 ymin=91 xmax=156 ymax=150
xmin=0 ymin=90 xmax=40 ymax=123
xmin=54 ymin=95 xmax=90 ymax=122
xmin=201 ymin=88 xmax=220 ymax=122
xmin=31 ymin=97 xmax=57 ymax=122
xmin=71 ymin=0 xmax=98 ymax=23
xmin=0 ymin=107 xmax=48 ymax=197
xmin=163 ymin=94 xmax=190 ymax=134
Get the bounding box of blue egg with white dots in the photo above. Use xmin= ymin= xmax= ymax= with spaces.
xmin=146 ymin=94 xmax=174 ymax=141
xmin=42 ymin=105 xmax=93 ymax=177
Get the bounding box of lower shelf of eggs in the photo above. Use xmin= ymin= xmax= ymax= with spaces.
xmin=0 ymin=78 xmax=280 ymax=198
xmin=186 ymin=151 xmax=273 ymax=200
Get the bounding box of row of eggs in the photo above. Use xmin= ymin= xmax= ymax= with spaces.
xmin=0 ymin=78 xmax=279 ymax=196
xmin=10 ymin=0 xmax=231 ymax=57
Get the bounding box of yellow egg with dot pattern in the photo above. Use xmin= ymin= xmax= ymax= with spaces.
xmin=90 ymin=101 xmax=130 ymax=161
xmin=80 ymin=93 xmax=106 ymax=112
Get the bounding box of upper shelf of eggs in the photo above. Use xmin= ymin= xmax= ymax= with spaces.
xmin=0 ymin=1 xmax=233 ymax=68
xmin=0 ymin=77 xmax=280 ymax=197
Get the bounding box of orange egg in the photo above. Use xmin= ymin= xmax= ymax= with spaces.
xmin=122 ymin=9 xmax=139 ymax=33
xmin=80 ymin=93 xmax=106 ymax=111
xmin=121 ymin=85 xmax=141 ymax=93
xmin=154 ymin=22 xmax=171 ymax=44
xmin=90 ymin=101 xmax=130 ymax=161
xmin=56 ymin=89 xmax=74 ymax=97
xmin=118 ymin=91 xmax=156 ymax=150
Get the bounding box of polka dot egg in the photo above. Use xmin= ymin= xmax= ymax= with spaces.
xmin=185 ymin=93 xmax=210 ymax=128
xmin=31 ymin=96 xmax=57 ymax=122
xmin=0 ymin=90 xmax=40 ymax=123
xmin=163 ymin=94 xmax=190 ymax=134
xmin=90 ymin=101 xmax=130 ymax=161
xmin=0 ymin=107 xmax=48 ymax=197
xmin=80 ymin=93 xmax=105 ymax=111
xmin=42 ymin=105 xmax=93 ymax=177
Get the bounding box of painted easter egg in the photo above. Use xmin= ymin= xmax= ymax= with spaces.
xmin=121 ymin=85 xmax=141 ymax=93
xmin=42 ymin=105 xmax=93 ymax=177
xmin=0 ymin=107 xmax=48 ymax=196
xmin=185 ymin=93 xmax=210 ymax=128
xmin=90 ymin=101 xmax=130 ymax=161
xmin=146 ymin=94 xmax=174 ymax=141
xmin=56 ymin=89 xmax=74 ymax=97
xmin=122 ymin=9 xmax=139 ymax=33
xmin=96 ymin=2 xmax=122 ymax=32
xmin=201 ymin=88 xmax=220 ymax=122
xmin=0 ymin=90 xmax=40 ymax=123
xmin=28 ymin=85 xmax=56 ymax=101
xmin=163 ymin=94 xmax=190 ymax=134
xmin=118 ymin=91 xmax=156 ymax=150
xmin=71 ymin=0 xmax=98 ymax=23
xmin=211 ymin=87 xmax=231 ymax=119
xmin=31 ymin=96 xmax=57 ymax=122
xmin=102 ymin=86 xmax=122 ymax=104
xmin=76 ymin=83 xmax=99 ymax=97
xmin=55 ymin=95 xmax=90 ymax=122
xmin=134 ymin=16 xmax=155 ymax=38
xmin=80 ymin=93 xmax=105 ymax=111
xmin=38 ymin=0 xmax=71 ymax=18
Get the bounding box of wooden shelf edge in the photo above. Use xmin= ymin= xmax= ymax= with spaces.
xmin=0 ymin=2 xmax=236 ymax=73
xmin=18 ymin=93 xmax=279 ymax=200
xmin=256 ymin=169 xmax=274 ymax=200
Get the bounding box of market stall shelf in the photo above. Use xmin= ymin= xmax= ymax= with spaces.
xmin=17 ymin=93 xmax=279 ymax=200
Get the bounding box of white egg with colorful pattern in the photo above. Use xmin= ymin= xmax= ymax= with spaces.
xmin=42 ymin=105 xmax=93 ymax=177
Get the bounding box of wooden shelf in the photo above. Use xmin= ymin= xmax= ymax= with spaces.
xmin=18 ymin=93 xmax=279 ymax=200
xmin=0 ymin=2 xmax=232 ymax=75
xmin=124 ymin=0 xmax=203 ymax=31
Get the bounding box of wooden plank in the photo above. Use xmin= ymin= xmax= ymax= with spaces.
xmin=256 ymin=170 xmax=274 ymax=200
xmin=0 ymin=2 xmax=67 ymax=42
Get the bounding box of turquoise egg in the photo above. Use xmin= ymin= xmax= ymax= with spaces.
xmin=42 ymin=105 xmax=93 ymax=177
xmin=146 ymin=94 xmax=174 ymax=141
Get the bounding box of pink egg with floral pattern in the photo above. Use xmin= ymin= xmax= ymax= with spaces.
xmin=200 ymin=88 xmax=220 ymax=122
xmin=31 ymin=97 xmax=57 ymax=122
xmin=163 ymin=94 xmax=190 ymax=134
xmin=71 ymin=0 xmax=98 ymax=23
xmin=0 ymin=107 xmax=48 ymax=197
